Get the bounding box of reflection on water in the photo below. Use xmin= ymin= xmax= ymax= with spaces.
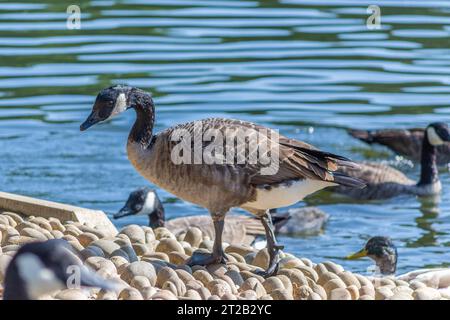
xmin=0 ymin=0 xmax=449 ymax=273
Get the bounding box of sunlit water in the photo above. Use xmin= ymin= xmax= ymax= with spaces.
xmin=0 ymin=0 xmax=449 ymax=274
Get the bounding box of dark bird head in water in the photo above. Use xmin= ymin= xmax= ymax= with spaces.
xmin=346 ymin=236 xmax=397 ymax=275
xmin=4 ymin=239 xmax=116 ymax=300
xmin=426 ymin=122 xmax=450 ymax=146
xmin=114 ymin=187 xmax=165 ymax=229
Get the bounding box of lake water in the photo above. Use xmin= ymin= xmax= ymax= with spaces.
xmin=0 ymin=0 xmax=449 ymax=274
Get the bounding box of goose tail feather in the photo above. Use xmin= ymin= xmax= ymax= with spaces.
xmin=348 ymin=129 xmax=374 ymax=144
xmin=332 ymin=172 xmax=366 ymax=189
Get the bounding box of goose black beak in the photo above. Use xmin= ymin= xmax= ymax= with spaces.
xmin=80 ymin=112 xmax=101 ymax=131
xmin=113 ymin=206 xmax=136 ymax=219
xmin=346 ymin=248 xmax=368 ymax=260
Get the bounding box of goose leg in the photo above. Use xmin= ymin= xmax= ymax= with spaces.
xmin=187 ymin=214 xmax=227 ymax=266
xmin=256 ymin=209 xmax=284 ymax=277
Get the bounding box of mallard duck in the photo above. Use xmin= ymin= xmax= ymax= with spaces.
xmin=334 ymin=122 xmax=450 ymax=200
xmin=3 ymin=239 xmax=114 ymax=300
xmin=80 ymin=85 xmax=364 ymax=276
xmin=349 ymin=127 xmax=450 ymax=165
xmin=347 ymin=236 xmax=450 ymax=292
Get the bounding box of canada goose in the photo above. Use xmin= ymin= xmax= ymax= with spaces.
xmin=349 ymin=127 xmax=450 ymax=165
xmin=80 ymin=85 xmax=364 ymax=276
xmin=347 ymin=236 xmax=450 ymax=291
xmin=113 ymin=188 xmax=328 ymax=244
xmin=334 ymin=122 xmax=450 ymax=200
xmin=3 ymin=239 xmax=114 ymax=300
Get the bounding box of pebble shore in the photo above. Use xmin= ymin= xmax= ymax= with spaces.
xmin=0 ymin=211 xmax=448 ymax=300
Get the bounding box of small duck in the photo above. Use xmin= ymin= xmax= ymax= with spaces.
xmin=334 ymin=122 xmax=450 ymax=200
xmin=349 ymin=126 xmax=450 ymax=165
xmin=3 ymin=239 xmax=114 ymax=300
xmin=347 ymin=237 xmax=450 ymax=293
xmin=346 ymin=236 xmax=398 ymax=275
xmin=113 ymin=188 xmax=328 ymax=245
xmin=81 ymin=85 xmax=364 ymax=276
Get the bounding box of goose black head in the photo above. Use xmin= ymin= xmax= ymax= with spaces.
xmin=114 ymin=187 xmax=165 ymax=229
xmin=80 ymin=85 xmax=135 ymax=131
xmin=3 ymin=239 xmax=116 ymax=300
xmin=426 ymin=122 xmax=450 ymax=146
xmin=346 ymin=236 xmax=398 ymax=275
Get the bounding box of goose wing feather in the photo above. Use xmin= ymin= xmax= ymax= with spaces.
xmin=163 ymin=118 xmax=363 ymax=188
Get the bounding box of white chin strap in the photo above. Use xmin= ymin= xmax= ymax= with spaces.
xmin=136 ymin=192 xmax=156 ymax=216
xmin=110 ymin=93 xmax=127 ymax=118
xmin=427 ymin=127 xmax=445 ymax=146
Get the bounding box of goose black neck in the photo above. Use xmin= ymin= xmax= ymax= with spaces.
xmin=149 ymin=196 xmax=165 ymax=229
xmin=417 ymin=132 xmax=438 ymax=186
xmin=129 ymin=89 xmax=155 ymax=148
xmin=149 ymin=208 xmax=165 ymax=229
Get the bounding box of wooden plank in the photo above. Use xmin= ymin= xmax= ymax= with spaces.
xmin=0 ymin=191 xmax=117 ymax=237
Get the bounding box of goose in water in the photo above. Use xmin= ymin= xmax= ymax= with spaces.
xmin=333 ymin=122 xmax=450 ymax=200
xmin=349 ymin=126 xmax=450 ymax=165
xmin=3 ymin=239 xmax=114 ymax=300
xmin=113 ymin=188 xmax=328 ymax=245
xmin=80 ymin=85 xmax=364 ymax=276
xmin=347 ymin=237 xmax=450 ymax=294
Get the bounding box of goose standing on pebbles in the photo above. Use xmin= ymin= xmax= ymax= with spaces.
xmin=347 ymin=237 xmax=450 ymax=293
xmin=80 ymin=85 xmax=364 ymax=276
xmin=349 ymin=126 xmax=450 ymax=165
xmin=3 ymin=239 xmax=114 ymax=300
xmin=334 ymin=122 xmax=450 ymax=200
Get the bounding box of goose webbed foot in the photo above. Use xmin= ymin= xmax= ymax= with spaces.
xmin=187 ymin=250 xmax=228 ymax=266
xmin=187 ymin=215 xmax=227 ymax=267
xmin=256 ymin=210 xmax=284 ymax=278
xmin=254 ymin=244 xmax=283 ymax=277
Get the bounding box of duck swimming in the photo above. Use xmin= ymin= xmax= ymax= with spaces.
xmin=113 ymin=188 xmax=329 ymax=245
xmin=333 ymin=122 xmax=450 ymax=200
xmin=349 ymin=126 xmax=450 ymax=165
xmin=80 ymin=85 xmax=364 ymax=276
xmin=347 ymin=236 xmax=450 ymax=292
xmin=3 ymin=239 xmax=114 ymax=300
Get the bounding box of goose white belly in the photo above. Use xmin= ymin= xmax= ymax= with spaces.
xmin=243 ymin=179 xmax=336 ymax=211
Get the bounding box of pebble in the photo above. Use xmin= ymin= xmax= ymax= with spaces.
xmin=262 ymin=276 xmax=285 ymax=293
xmin=120 ymin=225 xmax=146 ymax=244
xmin=413 ymin=287 xmax=441 ymax=300
xmin=270 ymin=288 xmax=293 ymax=300
xmin=155 ymin=238 xmax=185 ymax=255
xmin=252 ymin=248 xmax=270 ymax=270
xmin=240 ymin=277 xmax=266 ymax=298
xmin=77 ymin=233 xmax=99 ymax=247
xmin=225 ymin=244 xmax=255 ymax=257
xmin=183 ymin=227 xmax=203 ymax=248
xmin=329 ymin=288 xmax=351 ymax=300
xmin=120 ymin=261 xmax=157 ymax=286
xmin=54 ymin=289 xmax=88 ymax=300
xmin=119 ymin=287 xmax=144 ymax=300
xmin=0 ymin=255 xmax=12 ymax=282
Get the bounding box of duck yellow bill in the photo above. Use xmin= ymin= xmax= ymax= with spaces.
xmin=346 ymin=248 xmax=368 ymax=260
